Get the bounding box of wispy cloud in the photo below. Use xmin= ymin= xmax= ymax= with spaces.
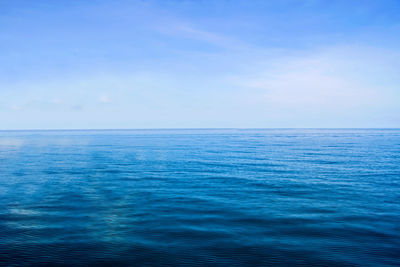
xmin=99 ymin=95 xmax=112 ymax=104
xmin=156 ymin=21 xmax=249 ymax=51
xmin=71 ymin=104 xmax=84 ymax=111
xmin=227 ymin=45 xmax=400 ymax=123
xmin=10 ymin=104 xmax=23 ymax=111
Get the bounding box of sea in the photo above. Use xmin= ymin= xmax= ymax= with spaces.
xmin=0 ymin=129 xmax=399 ymax=266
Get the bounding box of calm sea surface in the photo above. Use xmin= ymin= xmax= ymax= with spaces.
xmin=0 ymin=129 xmax=399 ymax=266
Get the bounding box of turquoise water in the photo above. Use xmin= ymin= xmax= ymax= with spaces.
xmin=0 ymin=129 xmax=399 ymax=266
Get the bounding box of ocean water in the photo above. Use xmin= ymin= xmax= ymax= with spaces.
xmin=0 ymin=129 xmax=399 ymax=266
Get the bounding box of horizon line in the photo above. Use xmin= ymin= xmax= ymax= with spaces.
xmin=1 ymin=127 xmax=399 ymax=131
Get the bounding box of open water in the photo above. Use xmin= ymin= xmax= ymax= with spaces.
xmin=0 ymin=129 xmax=399 ymax=266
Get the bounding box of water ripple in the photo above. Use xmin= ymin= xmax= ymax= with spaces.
xmin=0 ymin=129 xmax=399 ymax=265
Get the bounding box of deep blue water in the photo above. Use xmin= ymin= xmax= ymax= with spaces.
xmin=0 ymin=129 xmax=399 ymax=266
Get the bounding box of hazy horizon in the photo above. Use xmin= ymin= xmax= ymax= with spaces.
xmin=1 ymin=127 xmax=400 ymax=131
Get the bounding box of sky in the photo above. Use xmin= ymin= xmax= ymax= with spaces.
xmin=0 ymin=0 xmax=400 ymax=129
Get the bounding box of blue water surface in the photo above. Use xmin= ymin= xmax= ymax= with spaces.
xmin=0 ymin=129 xmax=399 ymax=266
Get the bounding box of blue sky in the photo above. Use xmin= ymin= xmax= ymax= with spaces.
xmin=1 ymin=0 xmax=399 ymax=129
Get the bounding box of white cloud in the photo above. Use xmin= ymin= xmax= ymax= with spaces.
xmin=99 ymin=95 xmax=112 ymax=104
xmin=230 ymin=45 xmax=400 ymax=112
xmin=50 ymin=98 xmax=62 ymax=104
xmin=10 ymin=104 xmax=23 ymax=111
xmin=156 ymin=22 xmax=248 ymax=51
